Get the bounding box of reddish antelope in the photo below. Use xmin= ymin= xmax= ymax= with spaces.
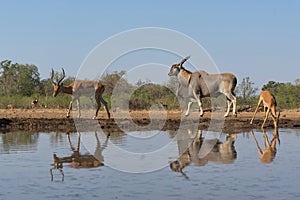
xmin=250 ymin=90 xmax=280 ymax=128
xmin=251 ymin=128 xmax=279 ymax=164
xmin=168 ymin=56 xmax=237 ymax=117
xmin=51 ymin=69 xmax=110 ymax=119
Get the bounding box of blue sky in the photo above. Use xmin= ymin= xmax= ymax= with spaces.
xmin=0 ymin=0 xmax=299 ymax=88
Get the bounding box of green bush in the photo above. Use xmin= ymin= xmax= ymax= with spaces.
xmin=0 ymin=60 xmax=299 ymax=111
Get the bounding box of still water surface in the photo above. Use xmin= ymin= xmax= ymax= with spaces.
xmin=1 ymin=128 xmax=300 ymax=200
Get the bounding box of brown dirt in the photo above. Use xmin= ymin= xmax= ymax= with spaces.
xmin=0 ymin=108 xmax=299 ymax=133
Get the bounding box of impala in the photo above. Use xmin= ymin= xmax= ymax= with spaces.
xmin=250 ymin=90 xmax=280 ymax=128
xmin=50 ymin=132 xmax=109 ymax=181
xmin=51 ymin=69 xmax=110 ymax=119
xmin=251 ymin=128 xmax=279 ymax=163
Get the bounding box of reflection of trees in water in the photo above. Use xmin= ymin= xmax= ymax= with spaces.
xmin=104 ymin=131 xmax=125 ymax=142
xmin=0 ymin=132 xmax=39 ymax=153
xmin=49 ymin=132 xmax=65 ymax=147
xmin=49 ymin=131 xmax=126 ymax=149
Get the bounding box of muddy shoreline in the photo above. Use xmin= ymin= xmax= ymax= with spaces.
xmin=1 ymin=109 xmax=299 ymax=133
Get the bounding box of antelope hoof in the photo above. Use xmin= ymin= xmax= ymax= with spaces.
xmin=66 ymin=115 xmax=70 ymax=118
xmin=92 ymin=116 xmax=97 ymax=120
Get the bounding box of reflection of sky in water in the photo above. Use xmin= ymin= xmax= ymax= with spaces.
xmin=82 ymin=130 xmax=179 ymax=173
xmin=1 ymin=129 xmax=300 ymax=199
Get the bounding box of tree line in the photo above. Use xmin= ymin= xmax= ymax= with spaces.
xmin=0 ymin=60 xmax=299 ymax=110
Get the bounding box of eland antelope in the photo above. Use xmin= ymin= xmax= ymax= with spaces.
xmin=168 ymin=56 xmax=237 ymax=117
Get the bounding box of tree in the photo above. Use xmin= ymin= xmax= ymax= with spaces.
xmin=236 ymin=77 xmax=258 ymax=104
xmin=100 ymin=70 xmax=133 ymax=96
xmin=262 ymin=81 xmax=282 ymax=93
xmin=0 ymin=60 xmax=41 ymax=96
xmin=16 ymin=64 xmax=40 ymax=96
xmin=165 ymin=76 xmax=179 ymax=94
xmin=261 ymin=80 xmax=300 ymax=109
xmin=295 ymin=78 xmax=300 ymax=86
xmin=0 ymin=60 xmax=17 ymax=95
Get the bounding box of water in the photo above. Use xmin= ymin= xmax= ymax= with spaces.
xmin=1 ymin=129 xmax=300 ymax=200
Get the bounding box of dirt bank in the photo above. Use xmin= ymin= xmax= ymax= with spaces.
xmin=0 ymin=109 xmax=299 ymax=133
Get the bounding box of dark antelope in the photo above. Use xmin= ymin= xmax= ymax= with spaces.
xmin=51 ymin=69 xmax=110 ymax=119
xmin=168 ymin=56 xmax=237 ymax=117
xmin=50 ymin=132 xmax=109 ymax=181
xmin=31 ymin=99 xmax=38 ymax=108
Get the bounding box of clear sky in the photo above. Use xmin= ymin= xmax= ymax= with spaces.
xmin=0 ymin=0 xmax=299 ymax=88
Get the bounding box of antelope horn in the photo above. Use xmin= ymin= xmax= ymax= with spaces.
xmin=57 ymin=68 xmax=66 ymax=85
xmin=179 ymin=55 xmax=191 ymax=66
xmin=50 ymin=69 xmax=56 ymax=85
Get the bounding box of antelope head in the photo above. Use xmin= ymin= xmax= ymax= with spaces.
xmin=168 ymin=55 xmax=191 ymax=76
xmin=169 ymin=160 xmax=184 ymax=173
xmin=51 ymin=68 xmax=66 ymax=97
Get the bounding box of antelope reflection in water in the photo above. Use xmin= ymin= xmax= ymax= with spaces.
xmin=50 ymin=132 xmax=109 ymax=181
xmin=170 ymin=130 xmax=237 ymax=177
xmin=251 ymin=128 xmax=280 ymax=164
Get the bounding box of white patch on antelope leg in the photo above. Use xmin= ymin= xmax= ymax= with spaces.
xmin=232 ymin=97 xmax=237 ymax=116
xmin=224 ymin=100 xmax=232 ymax=117
xmin=199 ymin=108 xmax=204 ymax=117
xmin=197 ymin=98 xmax=203 ymax=117
xmin=77 ymin=99 xmax=81 ymax=118
xmin=185 ymin=101 xmax=193 ymax=116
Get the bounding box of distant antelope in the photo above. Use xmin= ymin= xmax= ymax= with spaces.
xmin=31 ymin=99 xmax=38 ymax=108
xmin=51 ymin=69 xmax=110 ymax=119
xmin=6 ymin=104 xmax=14 ymax=109
xmin=250 ymin=90 xmax=280 ymax=128
xmin=168 ymin=56 xmax=237 ymax=117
